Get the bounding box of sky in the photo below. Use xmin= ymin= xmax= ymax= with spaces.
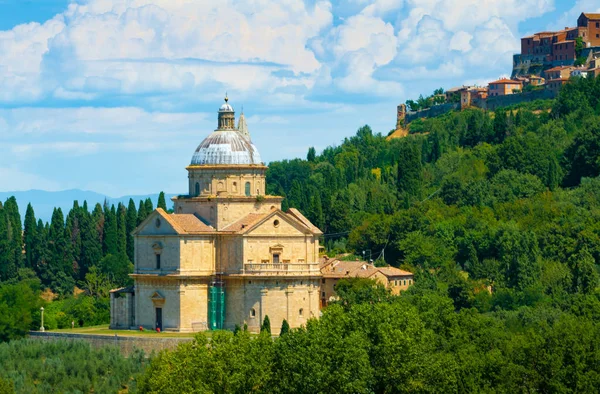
xmin=0 ymin=0 xmax=598 ymax=196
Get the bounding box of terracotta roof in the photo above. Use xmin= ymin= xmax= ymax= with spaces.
xmin=489 ymin=79 xmax=522 ymax=85
xmin=377 ymin=266 xmax=414 ymax=278
xmin=220 ymin=213 xmax=268 ymax=232
xmin=320 ymin=260 xmax=413 ymax=280
xmin=169 ymin=213 xmax=215 ymax=233
xmin=545 ymin=66 xmax=574 ymax=72
xmin=582 ymin=13 xmax=600 ymax=19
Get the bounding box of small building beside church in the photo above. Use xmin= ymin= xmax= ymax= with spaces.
xmin=110 ymin=97 xmax=322 ymax=334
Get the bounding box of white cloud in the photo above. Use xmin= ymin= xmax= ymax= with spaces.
xmin=449 ymin=31 xmax=473 ymax=52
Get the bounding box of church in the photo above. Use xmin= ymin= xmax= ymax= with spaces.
xmin=109 ymin=97 xmax=322 ymax=334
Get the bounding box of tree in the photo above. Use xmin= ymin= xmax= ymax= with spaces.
xmin=568 ymin=247 xmax=599 ymax=294
xmin=23 ymin=204 xmax=37 ymax=271
xmin=102 ymin=204 xmax=118 ymax=256
xmin=280 ymin=319 xmax=290 ymax=336
xmin=126 ymin=199 xmax=137 ymax=262
xmin=334 ymin=278 xmax=390 ymax=309
xmin=144 ymin=198 xmax=154 ymax=215
xmin=3 ymin=197 xmax=23 ymax=272
xmin=397 ymin=141 xmax=423 ymax=199
xmin=261 ymin=315 xmax=271 ymax=335
xmin=116 ymin=203 xmax=127 ymax=257
xmin=0 ymin=280 xmax=41 ymax=342
xmin=157 ymin=192 xmax=167 ymax=211
xmin=137 ymin=200 xmax=148 ymax=225
xmin=307 ymin=147 xmax=316 ymax=162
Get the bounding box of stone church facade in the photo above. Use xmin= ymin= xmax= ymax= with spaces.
xmin=110 ymin=97 xmax=322 ymax=335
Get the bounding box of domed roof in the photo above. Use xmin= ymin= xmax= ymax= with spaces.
xmin=219 ymin=102 xmax=233 ymax=112
xmin=191 ymin=130 xmax=263 ymax=165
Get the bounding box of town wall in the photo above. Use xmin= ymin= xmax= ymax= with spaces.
xmin=472 ymin=89 xmax=555 ymax=111
xmin=28 ymin=332 xmax=194 ymax=357
xmin=405 ymin=102 xmax=460 ymax=123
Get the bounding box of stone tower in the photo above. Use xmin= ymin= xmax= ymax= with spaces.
xmin=396 ymin=103 xmax=406 ymax=129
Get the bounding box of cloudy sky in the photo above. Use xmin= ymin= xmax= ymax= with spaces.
xmin=0 ymin=0 xmax=597 ymax=196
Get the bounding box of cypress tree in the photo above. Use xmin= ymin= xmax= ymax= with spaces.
xmin=137 ymin=200 xmax=148 ymax=225
xmin=3 ymin=197 xmax=23 ymax=271
xmin=23 ymin=203 xmax=37 ymax=270
xmin=144 ymin=198 xmax=154 ymax=215
xmin=547 ymin=155 xmax=561 ymax=191
xmin=66 ymin=201 xmax=82 ymax=277
xmin=157 ymin=192 xmax=167 ymax=211
xmin=261 ymin=315 xmax=271 ymax=335
xmin=280 ymin=319 xmax=290 ymax=336
xmin=397 ymin=142 xmax=423 ymax=199
xmin=79 ymin=206 xmax=102 ymax=280
xmin=116 ymin=203 xmax=127 ymax=257
xmin=92 ymin=203 xmax=104 ymax=245
xmin=103 ymin=205 xmax=118 ymax=256
xmin=48 ymin=208 xmax=73 ymax=293
xmin=0 ymin=206 xmax=16 ymax=281
xmin=126 ymin=199 xmax=137 ymax=262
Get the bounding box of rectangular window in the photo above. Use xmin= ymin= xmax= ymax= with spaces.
xmin=321 ymin=278 xmax=325 ymax=284
xmin=156 ymin=254 xmax=161 ymax=270
xmin=321 ymin=292 xmax=325 ymax=297
xmin=273 ymin=254 xmax=280 ymax=264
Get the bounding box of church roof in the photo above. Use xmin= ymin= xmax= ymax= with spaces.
xmin=169 ymin=213 xmax=215 ymax=233
xmin=220 ymin=213 xmax=267 ymax=232
xmin=190 ymin=129 xmax=263 ymax=165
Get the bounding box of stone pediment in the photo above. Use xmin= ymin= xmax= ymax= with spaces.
xmin=244 ymin=210 xmax=312 ymax=237
xmin=150 ymin=291 xmax=165 ymax=304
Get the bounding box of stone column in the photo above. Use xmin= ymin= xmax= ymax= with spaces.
xmin=285 ymin=288 xmax=293 ymax=322
xmin=260 ymin=288 xmax=268 ymax=325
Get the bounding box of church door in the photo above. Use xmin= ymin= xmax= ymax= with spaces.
xmin=155 ymin=307 xmax=163 ymax=331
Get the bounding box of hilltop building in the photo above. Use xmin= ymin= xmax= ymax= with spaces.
xmin=320 ymin=258 xmax=414 ymax=306
xmin=488 ymin=78 xmax=523 ymax=97
xmin=110 ymin=97 xmax=322 ymax=334
xmin=514 ymin=12 xmax=600 ymax=77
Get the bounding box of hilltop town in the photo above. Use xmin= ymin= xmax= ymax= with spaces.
xmin=393 ymin=12 xmax=600 ymax=133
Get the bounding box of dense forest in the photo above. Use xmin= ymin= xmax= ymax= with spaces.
xmin=0 ymin=76 xmax=600 ymax=392
xmin=0 ymin=192 xmax=170 ymax=339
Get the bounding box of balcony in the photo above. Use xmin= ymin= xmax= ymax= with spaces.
xmin=242 ymin=263 xmax=320 ymax=276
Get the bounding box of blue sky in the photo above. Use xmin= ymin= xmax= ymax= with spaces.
xmin=0 ymin=0 xmax=597 ymax=196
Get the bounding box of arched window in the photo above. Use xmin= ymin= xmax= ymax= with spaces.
xmin=245 ymin=182 xmax=251 ymax=196
xmin=250 ymin=308 xmax=256 ymax=318
xmin=195 ymin=182 xmax=200 ymax=196
xmin=299 ymin=308 xmax=304 ymax=317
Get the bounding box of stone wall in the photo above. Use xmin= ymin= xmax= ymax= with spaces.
xmin=472 ymin=89 xmax=555 ymax=111
xmin=405 ymin=102 xmax=460 ymax=123
xmin=28 ymin=331 xmax=194 ymax=356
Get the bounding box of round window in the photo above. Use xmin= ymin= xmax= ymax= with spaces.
xmin=274 ymin=219 xmax=280 ymax=227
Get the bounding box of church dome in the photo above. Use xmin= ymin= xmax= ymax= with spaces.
xmin=191 ymin=96 xmax=262 ymax=166
xmin=191 ymin=130 xmax=263 ymax=165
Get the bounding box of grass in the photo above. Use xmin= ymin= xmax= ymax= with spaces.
xmin=48 ymin=325 xmax=200 ymax=338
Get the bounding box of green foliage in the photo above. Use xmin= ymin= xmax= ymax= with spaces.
xmin=0 ymin=339 xmax=147 ymax=393
xmin=261 ymin=315 xmax=271 ymax=335
xmin=280 ymin=319 xmax=290 ymax=336
xmin=0 ymin=280 xmax=42 ymax=342
xmin=157 ymin=191 xmax=167 ymax=211
xmin=334 ymin=277 xmax=391 ymax=309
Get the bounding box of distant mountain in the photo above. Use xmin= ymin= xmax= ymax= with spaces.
xmin=0 ymin=189 xmax=177 ymax=223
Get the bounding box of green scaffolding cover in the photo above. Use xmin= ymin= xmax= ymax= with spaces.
xmin=209 ymin=284 xmax=225 ymax=330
